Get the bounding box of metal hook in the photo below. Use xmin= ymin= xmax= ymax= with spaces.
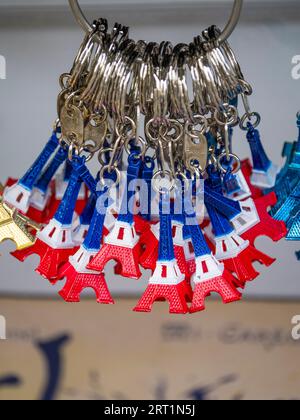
xmin=68 ymin=0 xmax=243 ymax=44
xmin=218 ymin=0 xmax=243 ymax=45
xmin=69 ymin=0 xmax=93 ymax=33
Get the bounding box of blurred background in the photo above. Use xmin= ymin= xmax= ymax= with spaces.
xmin=0 ymin=0 xmax=300 ymax=400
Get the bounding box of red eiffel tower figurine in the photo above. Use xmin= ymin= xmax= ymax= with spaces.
xmin=58 ymin=178 xmax=114 ymax=304
xmin=231 ymin=167 xmax=287 ymax=246
xmin=11 ymin=158 xmax=87 ymax=283
xmin=206 ymin=204 xmax=274 ymax=288
xmin=88 ymin=154 xmax=143 ymax=279
xmin=134 ymin=194 xmax=192 ymax=314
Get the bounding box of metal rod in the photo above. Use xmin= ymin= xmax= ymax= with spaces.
xmin=69 ymin=0 xmax=93 ymax=34
xmin=218 ymin=0 xmax=243 ymax=44
xmin=68 ymin=0 xmax=243 ymax=44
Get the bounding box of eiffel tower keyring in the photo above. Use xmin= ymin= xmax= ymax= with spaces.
xmin=0 ymin=0 xmax=292 ymax=314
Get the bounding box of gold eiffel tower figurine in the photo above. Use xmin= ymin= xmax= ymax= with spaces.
xmin=0 ymin=184 xmax=42 ymax=251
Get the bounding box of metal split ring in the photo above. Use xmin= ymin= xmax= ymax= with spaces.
xmin=99 ymin=165 xmax=121 ymax=187
xmin=217 ymin=152 xmax=241 ymax=174
xmin=239 ymin=111 xmax=261 ymax=131
xmin=152 ymin=170 xmax=175 ymax=194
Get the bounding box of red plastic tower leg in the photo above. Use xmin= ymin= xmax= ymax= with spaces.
xmin=174 ymin=246 xmax=189 ymax=277
xmin=134 ymin=281 xmax=191 ymax=314
xmin=26 ymin=205 xmax=50 ymax=224
xmin=114 ymin=262 xmax=123 ymax=276
xmin=58 ymin=263 xmax=114 ymax=304
xmin=174 ymin=246 xmax=193 ymax=301
xmin=11 ymin=239 xmax=79 ymax=283
xmin=242 ymin=193 xmax=287 ymax=245
xmin=201 ymin=219 xmax=211 ymax=230
xmin=187 ymin=259 xmax=196 ymax=279
xmin=184 ymin=260 xmax=196 ymax=295
xmin=88 ymin=243 xmax=142 ymax=279
xmin=222 ymin=245 xmax=275 ymax=286
xmin=190 ymin=271 xmax=242 ymax=313
xmin=139 ymin=229 xmax=159 ymax=271
xmin=4 ymin=178 xmax=18 ymax=189
xmin=134 ymin=215 xmax=151 ymax=235
xmin=241 ymin=159 xmax=263 ymax=199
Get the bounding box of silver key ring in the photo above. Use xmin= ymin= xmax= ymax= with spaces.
xmin=152 ymin=170 xmax=175 ymax=194
xmin=99 ymin=165 xmax=121 ymax=187
xmin=217 ymin=153 xmax=241 ymax=174
xmin=240 ymin=112 xmax=261 ymax=131
xmin=124 ymin=136 xmax=146 ymax=159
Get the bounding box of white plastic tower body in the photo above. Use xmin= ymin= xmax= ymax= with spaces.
xmin=4 ymin=183 xmax=32 ymax=214
xmin=149 ymin=260 xmax=185 ymax=286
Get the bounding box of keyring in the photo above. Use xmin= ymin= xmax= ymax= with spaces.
xmin=240 ymin=112 xmax=261 ymax=131
xmin=100 ymin=165 xmax=121 ymax=187
xmin=98 ymin=148 xmax=113 ymax=166
xmin=152 ymin=170 xmax=175 ymax=194
xmin=124 ymin=136 xmax=146 ymax=159
xmin=217 ymin=153 xmax=241 ymax=174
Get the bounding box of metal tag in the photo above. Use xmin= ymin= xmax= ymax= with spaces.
xmin=184 ymin=132 xmax=208 ymax=174
xmin=84 ymin=115 xmax=108 ymax=153
xmin=60 ymin=104 xmax=85 ymax=147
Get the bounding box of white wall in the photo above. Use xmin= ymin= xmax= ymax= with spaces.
xmin=0 ymin=1 xmax=299 ymax=298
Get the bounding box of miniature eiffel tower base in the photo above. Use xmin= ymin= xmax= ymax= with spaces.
xmin=241 ymin=193 xmax=287 ymax=245
xmin=88 ymin=243 xmax=142 ymax=279
xmin=58 ymin=264 xmax=114 ymax=304
xmin=134 ymin=281 xmax=192 ymax=314
xmin=190 ymin=272 xmax=241 ymax=313
xmin=222 ymin=245 xmax=275 ymax=286
xmin=12 ymin=238 xmax=78 ymax=283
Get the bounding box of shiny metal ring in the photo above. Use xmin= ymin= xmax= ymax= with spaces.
xmin=145 ymin=145 xmax=157 ymax=161
xmin=99 ymin=165 xmax=121 ymax=187
xmin=116 ymin=116 xmax=137 ymax=139
xmin=175 ymin=171 xmax=191 ymax=190
xmin=152 ymin=170 xmax=175 ymax=194
xmin=166 ymin=120 xmax=184 ymax=143
xmin=124 ymin=136 xmax=147 ymax=158
xmin=98 ymin=147 xmax=113 ymax=166
xmin=217 ymin=153 xmax=241 ymax=174
xmin=59 ymin=73 xmax=71 ymax=90
xmin=80 ymin=144 xmax=95 ymax=162
xmin=145 ymin=119 xmax=168 ymax=143
xmin=214 ymin=105 xmax=238 ymax=127
xmin=185 ymin=115 xmax=208 ymax=138
xmin=68 ymin=142 xmax=80 ymax=161
xmin=240 ymin=112 xmax=261 ymax=131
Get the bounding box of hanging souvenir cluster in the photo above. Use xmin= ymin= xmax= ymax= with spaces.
xmin=0 ymin=16 xmax=288 ymax=314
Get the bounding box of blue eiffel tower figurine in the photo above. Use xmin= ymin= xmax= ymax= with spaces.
xmin=247 ymin=123 xmax=278 ymax=189
xmin=289 ymin=112 xmax=300 ymax=169
xmin=284 ymin=182 xmax=300 ymax=241
xmin=270 ymin=113 xmax=300 ymax=221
